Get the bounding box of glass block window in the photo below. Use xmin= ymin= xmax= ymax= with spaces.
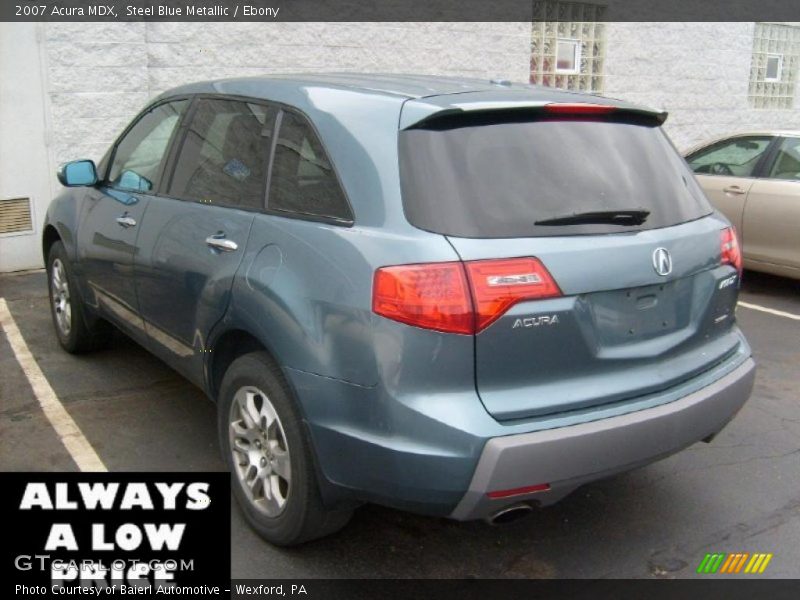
xmin=749 ymin=22 xmax=800 ymax=109
xmin=530 ymin=1 xmax=607 ymax=93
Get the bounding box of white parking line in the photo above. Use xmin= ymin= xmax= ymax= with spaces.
xmin=738 ymin=301 xmax=800 ymax=322
xmin=0 ymin=298 xmax=107 ymax=472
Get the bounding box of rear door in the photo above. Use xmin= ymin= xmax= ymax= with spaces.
xmin=741 ymin=135 xmax=800 ymax=272
xmin=77 ymin=99 xmax=188 ymax=335
xmin=400 ymin=109 xmax=745 ymax=421
xmin=685 ymin=135 xmax=775 ymax=233
xmin=133 ymin=97 xmax=276 ymax=383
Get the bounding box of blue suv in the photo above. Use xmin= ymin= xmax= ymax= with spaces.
xmin=44 ymin=74 xmax=755 ymax=545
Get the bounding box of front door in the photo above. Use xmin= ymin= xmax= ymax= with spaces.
xmin=744 ymin=136 xmax=800 ymax=271
xmin=686 ymin=134 xmax=774 ymax=233
xmin=76 ymin=99 xmax=188 ymax=336
xmin=134 ymin=97 xmax=276 ymax=383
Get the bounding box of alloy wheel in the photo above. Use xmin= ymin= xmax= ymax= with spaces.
xmin=51 ymin=258 xmax=72 ymax=337
xmin=229 ymin=386 xmax=291 ymax=517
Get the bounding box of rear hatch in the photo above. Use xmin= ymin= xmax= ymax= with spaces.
xmin=399 ymin=102 xmax=743 ymax=421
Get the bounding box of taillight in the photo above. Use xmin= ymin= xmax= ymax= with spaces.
xmin=544 ymin=103 xmax=617 ymax=115
xmin=372 ymin=262 xmax=474 ymax=335
xmin=720 ymin=227 xmax=742 ymax=274
xmin=372 ymin=258 xmax=561 ymax=335
xmin=464 ymin=258 xmax=562 ymax=332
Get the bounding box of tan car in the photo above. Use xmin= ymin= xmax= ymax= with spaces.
xmin=685 ymin=131 xmax=800 ymax=280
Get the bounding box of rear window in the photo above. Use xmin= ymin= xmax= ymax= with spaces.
xmin=399 ymin=115 xmax=712 ymax=238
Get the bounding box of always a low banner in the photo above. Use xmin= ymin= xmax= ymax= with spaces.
xmin=2 ymin=473 xmax=230 ymax=598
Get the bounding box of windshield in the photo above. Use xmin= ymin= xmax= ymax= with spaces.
xmin=399 ymin=115 xmax=712 ymax=238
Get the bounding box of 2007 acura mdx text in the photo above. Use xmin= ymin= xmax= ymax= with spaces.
xmin=43 ymin=74 xmax=755 ymax=545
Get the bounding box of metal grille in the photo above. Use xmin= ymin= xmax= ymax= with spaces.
xmin=0 ymin=198 xmax=33 ymax=234
xmin=749 ymin=23 xmax=800 ymax=109
xmin=530 ymin=1 xmax=607 ymax=93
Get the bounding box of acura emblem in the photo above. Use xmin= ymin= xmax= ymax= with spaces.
xmin=652 ymin=247 xmax=672 ymax=276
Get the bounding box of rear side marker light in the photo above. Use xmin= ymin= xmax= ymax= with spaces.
xmin=720 ymin=227 xmax=742 ymax=274
xmin=487 ymin=483 xmax=551 ymax=499
xmin=373 ymin=257 xmax=561 ymax=335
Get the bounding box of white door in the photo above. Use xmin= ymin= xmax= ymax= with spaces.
xmin=0 ymin=23 xmax=54 ymax=272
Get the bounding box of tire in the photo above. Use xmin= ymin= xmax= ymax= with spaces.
xmin=218 ymin=351 xmax=353 ymax=546
xmin=46 ymin=241 xmax=112 ymax=353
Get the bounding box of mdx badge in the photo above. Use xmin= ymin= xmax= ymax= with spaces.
xmin=652 ymin=247 xmax=673 ymax=276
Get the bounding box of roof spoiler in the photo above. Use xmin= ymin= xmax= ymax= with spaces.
xmin=402 ymin=101 xmax=668 ymax=130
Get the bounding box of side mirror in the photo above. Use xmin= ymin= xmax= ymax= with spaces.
xmin=57 ymin=160 xmax=98 ymax=187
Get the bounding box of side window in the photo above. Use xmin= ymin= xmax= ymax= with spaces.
xmin=169 ymin=98 xmax=276 ymax=210
xmin=766 ymin=137 xmax=800 ymax=181
xmin=268 ymin=111 xmax=352 ymax=222
xmin=687 ymin=136 xmax=772 ymax=177
xmin=108 ymin=100 xmax=188 ymax=192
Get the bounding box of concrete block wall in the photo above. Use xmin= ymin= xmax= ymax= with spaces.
xmin=604 ymin=22 xmax=800 ymax=150
xmin=44 ymin=22 xmax=150 ymax=166
xmin=42 ymin=21 xmax=800 ymax=166
xmin=43 ymin=22 xmax=532 ymax=166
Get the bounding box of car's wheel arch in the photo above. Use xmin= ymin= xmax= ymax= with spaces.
xmin=208 ymin=326 xmax=361 ymax=513
xmin=206 ymin=327 xmax=287 ymax=404
xmin=42 ymin=190 xmax=85 ymax=263
xmin=43 ymin=220 xmax=79 ymax=265
xmin=42 ymin=224 xmax=63 ymax=264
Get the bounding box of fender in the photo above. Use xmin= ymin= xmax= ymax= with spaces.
xmin=43 ymin=189 xmax=85 ymax=264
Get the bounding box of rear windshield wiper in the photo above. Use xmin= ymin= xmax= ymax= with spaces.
xmin=535 ymin=209 xmax=650 ymax=227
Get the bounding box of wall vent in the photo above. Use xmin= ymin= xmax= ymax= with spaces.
xmin=0 ymin=197 xmax=34 ymax=234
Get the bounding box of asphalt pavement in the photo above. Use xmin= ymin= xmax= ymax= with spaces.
xmin=1 ymin=269 xmax=798 ymax=578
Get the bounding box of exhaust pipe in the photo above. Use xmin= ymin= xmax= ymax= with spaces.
xmin=486 ymin=503 xmax=534 ymax=525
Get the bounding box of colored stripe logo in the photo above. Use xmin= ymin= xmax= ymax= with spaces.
xmin=697 ymin=552 xmax=773 ymax=574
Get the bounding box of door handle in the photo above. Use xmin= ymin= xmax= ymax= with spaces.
xmin=723 ymin=186 xmax=746 ymax=195
xmin=205 ymin=234 xmax=238 ymax=252
xmin=116 ymin=215 xmax=137 ymax=228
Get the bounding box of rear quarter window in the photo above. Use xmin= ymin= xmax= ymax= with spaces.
xmin=268 ymin=110 xmax=353 ymax=223
xmin=399 ymin=114 xmax=712 ymax=238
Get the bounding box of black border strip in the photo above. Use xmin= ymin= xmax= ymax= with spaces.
xmin=230 ymin=579 xmax=800 ymax=600
xmin=4 ymin=0 xmax=800 ymax=23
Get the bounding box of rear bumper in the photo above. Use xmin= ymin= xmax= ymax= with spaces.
xmin=450 ymin=357 xmax=756 ymax=520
